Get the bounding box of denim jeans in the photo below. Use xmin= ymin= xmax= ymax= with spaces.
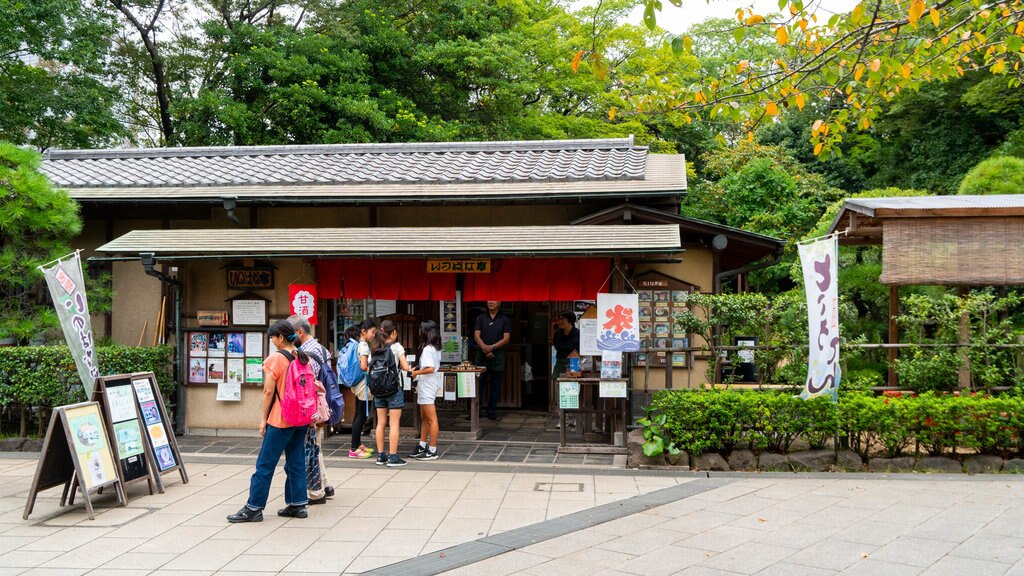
xmin=481 ymin=369 xmax=504 ymax=417
xmin=246 ymin=424 xmax=308 ymax=510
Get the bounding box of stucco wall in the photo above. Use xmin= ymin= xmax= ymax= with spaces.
xmin=111 ymin=261 xmax=163 ymax=346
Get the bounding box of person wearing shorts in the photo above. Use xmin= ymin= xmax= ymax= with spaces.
xmin=410 ymin=320 xmax=442 ymax=460
xmin=373 ymin=320 xmax=412 ymax=467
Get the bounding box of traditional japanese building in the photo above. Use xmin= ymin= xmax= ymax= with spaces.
xmin=43 ymin=137 xmax=783 ymax=441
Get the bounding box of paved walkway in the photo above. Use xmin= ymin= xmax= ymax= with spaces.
xmin=2 ymin=451 xmax=1023 ymax=575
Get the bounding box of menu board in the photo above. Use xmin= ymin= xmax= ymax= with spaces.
xmin=130 ymin=373 xmax=188 ymax=489
xmin=634 ymin=271 xmax=697 ymax=368
xmin=99 ymin=378 xmax=150 ymax=484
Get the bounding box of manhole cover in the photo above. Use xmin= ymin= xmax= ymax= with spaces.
xmin=534 ymin=482 xmax=584 ymax=492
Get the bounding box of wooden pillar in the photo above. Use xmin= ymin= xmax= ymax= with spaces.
xmin=957 ymin=286 xmax=971 ymax=390
xmin=888 ymin=285 xmax=898 ymax=387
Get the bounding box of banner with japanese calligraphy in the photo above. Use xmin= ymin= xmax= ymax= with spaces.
xmin=40 ymin=251 xmax=100 ymax=397
xmin=596 ymin=293 xmax=640 ymax=352
xmin=289 ymin=284 xmax=317 ymax=325
xmin=798 ymin=237 xmax=841 ymax=400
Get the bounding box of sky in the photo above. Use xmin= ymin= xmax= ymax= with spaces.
xmin=616 ymin=0 xmax=861 ymax=34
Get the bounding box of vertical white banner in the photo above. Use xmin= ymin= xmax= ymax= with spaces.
xmin=40 ymin=251 xmax=100 ymax=397
xmin=798 ymin=237 xmax=841 ymax=400
xmin=596 ymin=293 xmax=641 ymax=352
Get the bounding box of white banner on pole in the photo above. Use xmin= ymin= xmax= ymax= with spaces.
xmin=798 ymin=237 xmax=841 ymax=400
xmin=40 ymin=251 xmax=100 ymax=398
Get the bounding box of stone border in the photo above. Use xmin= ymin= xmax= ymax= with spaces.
xmin=362 ymin=477 xmax=736 ymax=576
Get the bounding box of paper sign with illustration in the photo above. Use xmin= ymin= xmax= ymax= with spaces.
xmin=227 ymin=332 xmax=246 ymax=357
xmin=559 ymin=381 xmax=580 ymax=410
xmin=596 ymin=293 xmax=640 ymax=352
xmin=207 ymin=358 xmax=225 ymax=384
xmin=113 ymin=420 xmax=145 ymax=457
xmin=600 ymin=350 xmax=622 ymax=379
xmin=147 ymin=423 xmax=170 ymax=448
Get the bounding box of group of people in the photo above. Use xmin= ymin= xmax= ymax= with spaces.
xmin=227 ymin=316 xmax=444 ymax=523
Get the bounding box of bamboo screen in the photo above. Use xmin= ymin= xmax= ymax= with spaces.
xmin=881 ymin=217 xmax=1024 ymax=285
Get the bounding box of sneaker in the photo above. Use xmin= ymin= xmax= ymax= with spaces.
xmin=376 ymin=453 xmax=389 ymax=466
xmin=415 ymin=449 xmax=439 ymax=461
xmin=324 ymin=485 xmax=335 ymax=498
xmin=348 ymin=449 xmax=372 ymax=459
xmin=227 ymin=506 xmax=263 ymax=523
xmin=277 ymin=505 xmax=308 ymax=518
xmin=409 ymin=445 xmax=426 ymax=458
xmin=386 ymin=454 xmax=408 ymax=467
xmin=360 ymin=446 xmax=375 ymax=456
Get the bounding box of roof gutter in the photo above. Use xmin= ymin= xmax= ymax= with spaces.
xmin=89 ymin=248 xmax=680 ymax=262
xmin=713 ymin=246 xmax=785 ymax=293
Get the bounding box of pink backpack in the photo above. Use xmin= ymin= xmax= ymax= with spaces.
xmin=276 ymin=350 xmax=318 ymax=427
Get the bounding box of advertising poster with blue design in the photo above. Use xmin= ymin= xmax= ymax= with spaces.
xmin=596 ymin=293 xmax=640 ymax=352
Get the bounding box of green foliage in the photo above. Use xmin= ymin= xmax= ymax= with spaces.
xmin=895 ymin=290 xmax=1024 ymax=391
xmin=0 ymin=144 xmax=83 ymax=343
xmin=957 ymin=156 xmax=1024 ymax=196
xmin=643 ymin=389 xmax=1024 ymax=459
xmin=0 ymin=0 xmax=124 ymax=148
xmin=0 ymin=345 xmax=174 ymax=408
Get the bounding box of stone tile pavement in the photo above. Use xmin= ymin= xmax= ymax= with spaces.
xmin=2 ymin=450 xmax=1024 ymax=575
xmin=0 ymin=452 xmax=680 ymax=575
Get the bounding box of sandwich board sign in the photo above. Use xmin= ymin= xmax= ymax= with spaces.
xmin=23 ymin=401 xmax=126 ymax=520
xmin=92 ymin=375 xmax=160 ymax=499
xmin=130 ymin=372 xmax=188 ymax=489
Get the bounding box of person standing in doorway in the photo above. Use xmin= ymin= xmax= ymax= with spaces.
xmin=552 ymin=311 xmax=580 ymax=378
xmin=287 ymin=314 xmax=334 ymax=504
xmin=474 ymin=301 xmax=511 ymax=420
xmin=349 ymin=319 xmax=376 ymax=459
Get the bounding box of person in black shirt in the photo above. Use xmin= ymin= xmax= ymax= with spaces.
xmin=552 ymin=311 xmax=580 ymax=379
xmin=474 ymin=301 xmax=511 ymax=420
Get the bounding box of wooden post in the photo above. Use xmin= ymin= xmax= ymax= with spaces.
xmin=958 ymin=286 xmax=972 ymax=390
xmin=888 ymin=285 xmax=899 ymax=387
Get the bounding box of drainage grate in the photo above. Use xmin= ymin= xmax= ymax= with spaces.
xmin=534 ymin=482 xmax=584 ymax=493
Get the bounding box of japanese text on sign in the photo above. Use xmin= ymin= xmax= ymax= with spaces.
xmin=427 ymin=259 xmax=491 ymax=273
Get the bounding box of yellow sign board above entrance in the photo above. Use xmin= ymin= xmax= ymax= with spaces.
xmin=427 ymin=259 xmax=491 ymax=273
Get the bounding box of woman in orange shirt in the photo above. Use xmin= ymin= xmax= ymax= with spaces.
xmin=227 ymin=320 xmax=311 ymax=523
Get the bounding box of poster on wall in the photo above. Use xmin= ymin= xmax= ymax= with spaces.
xmin=559 ymin=381 xmax=580 ymax=410
xmin=244 ymin=333 xmax=262 ymax=358
xmin=596 ymin=293 xmax=640 ymax=352
xmin=439 ymin=291 xmax=462 ymax=363
xmin=456 ymin=372 xmax=476 ymax=398
xmin=189 ymin=332 xmax=207 ymax=357
xmin=232 ymin=299 xmax=266 ymax=325
xmin=188 ymin=359 xmax=206 ymax=383
xmin=600 ymin=351 xmax=622 ymax=379
xmin=227 ymin=333 xmax=246 ymax=357
xmin=245 ymin=358 xmax=263 ymax=383
xmin=216 ymin=380 xmax=241 ymax=402
xmin=206 ymin=358 xmax=225 ymax=384
xmin=208 ymin=333 xmax=226 ymax=355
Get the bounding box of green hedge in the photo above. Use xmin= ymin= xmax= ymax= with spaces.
xmin=0 ymin=345 xmax=175 ymax=408
xmin=644 ymin=389 xmax=1024 ymax=458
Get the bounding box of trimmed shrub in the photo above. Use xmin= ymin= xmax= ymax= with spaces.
xmin=0 ymin=345 xmax=174 ymax=408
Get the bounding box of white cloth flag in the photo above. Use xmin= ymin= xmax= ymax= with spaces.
xmin=798 ymin=237 xmax=841 ymax=400
xmin=40 ymin=251 xmax=100 ymax=398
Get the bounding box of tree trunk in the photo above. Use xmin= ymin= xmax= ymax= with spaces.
xmin=110 ymin=0 xmax=173 ymax=145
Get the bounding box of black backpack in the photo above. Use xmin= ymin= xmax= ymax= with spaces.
xmin=367 ymin=344 xmax=400 ymax=398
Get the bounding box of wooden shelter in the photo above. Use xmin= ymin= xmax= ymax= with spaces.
xmin=829 ymin=194 xmax=1024 ymax=386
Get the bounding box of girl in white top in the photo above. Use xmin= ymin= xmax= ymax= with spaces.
xmin=409 ymin=320 xmax=443 ymax=460
xmin=348 ymin=319 xmax=376 ymax=459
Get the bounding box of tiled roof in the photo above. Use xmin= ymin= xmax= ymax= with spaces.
xmin=843 ymin=194 xmax=1024 ymax=215
xmin=43 ymin=138 xmax=649 ymax=189
xmin=93 ymin=225 xmax=682 ymax=259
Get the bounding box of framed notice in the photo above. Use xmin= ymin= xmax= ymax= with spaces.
xmin=232 ymin=299 xmax=267 ymax=326
xmin=23 ymin=401 xmax=126 ymax=520
xmin=245 ymin=332 xmax=263 ymax=358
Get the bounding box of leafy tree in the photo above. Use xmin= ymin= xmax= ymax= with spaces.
xmin=958 ymin=156 xmax=1024 ymax=194
xmin=0 ymin=143 xmax=82 ymax=343
xmin=682 ymin=141 xmax=844 ymax=292
xmin=0 ymin=0 xmax=125 ymax=149
xmin=605 ymin=0 xmax=1024 ymax=157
